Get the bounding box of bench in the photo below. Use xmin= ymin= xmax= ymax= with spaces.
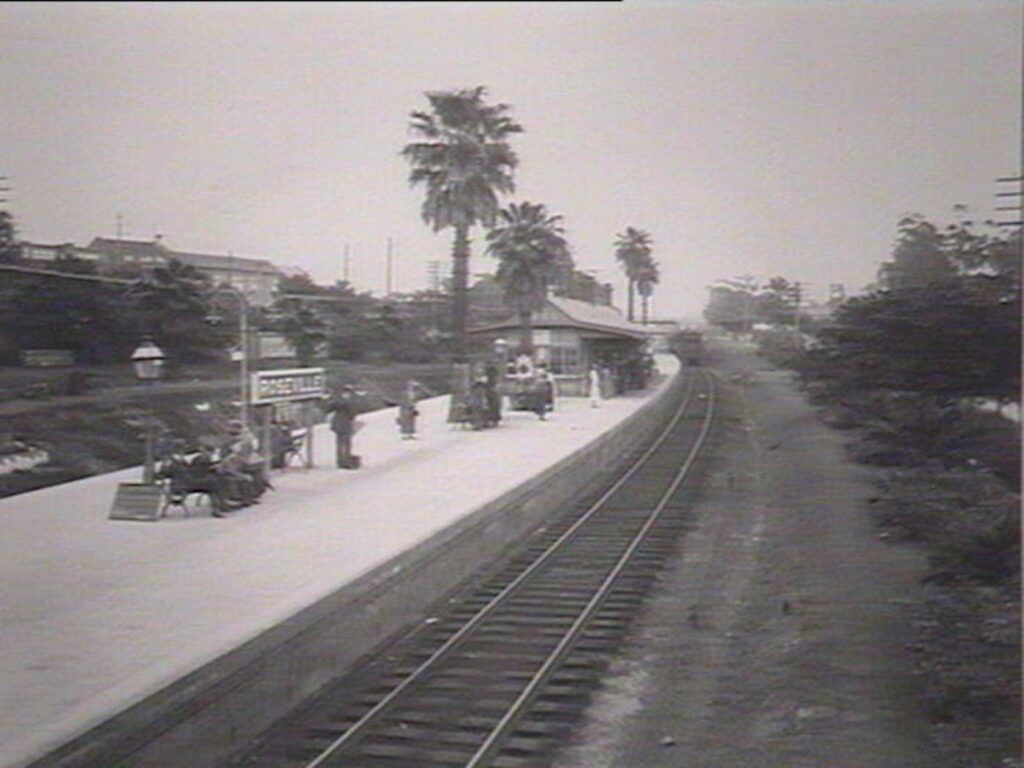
xmin=273 ymin=428 xmax=310 ymax=469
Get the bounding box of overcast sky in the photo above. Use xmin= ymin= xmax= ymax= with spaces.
xmin=1 ymin=1 xmax=1020 ymax=320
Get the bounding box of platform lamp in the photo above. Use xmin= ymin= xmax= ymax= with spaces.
xmin=493 ymin=337 xmax=509 ymax=377
xmin=130 ymin=338 xmax=166 ymax=484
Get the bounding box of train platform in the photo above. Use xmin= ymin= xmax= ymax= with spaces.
xmin=0 ymin=356 xmax=678 ymax=768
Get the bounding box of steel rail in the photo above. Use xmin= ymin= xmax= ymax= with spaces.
xmin=466 ymin=369 xmax=716 ymax=766
xmin=300 ymin=369 xmax=712 ymax=768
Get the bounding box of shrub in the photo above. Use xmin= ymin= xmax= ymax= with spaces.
xmin=872 ymin=467 xmax=1020 ymax=584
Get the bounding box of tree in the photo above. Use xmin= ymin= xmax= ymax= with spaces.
xmin=126 ymin=259 xmax=226 ymax=362
xmin=940 ymin=206 xmax=1021 ymax=280
xmin=703 ymin=275 xmax=758 ymax=333
xmin=877 ymin=214 xmax=955 ymax=289
xmin=401 ymin=86 xmax=523 ymax=363
xmin=277 ymin=271 xmax=325 ymax=296
xmin=614 ymin=227 xmax=653 ymax=322
xmin=0 ymin=211 xmax=19 ymax=263
xmin=2 ymin=271 xmax=134 ymax=363
xmin=758 ymin=276 xmax=802 ymax=327
xmin=485 ymin=201 xmax=569 ymax=356
xmin=815 ymin=276 xmax=1020 ymax=404
xmin=272 ymin=298 xmax=327 ymax=366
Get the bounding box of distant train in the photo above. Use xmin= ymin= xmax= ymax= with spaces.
xmin=670 ymin=330 xmax=704 ymax=366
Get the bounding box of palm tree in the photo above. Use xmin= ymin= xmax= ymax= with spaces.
xmin=127 ymin=259 xmax=221 ymax=361
xmin=486 ymin=202 xmax=570 ymax=357
xmin=614 ymin=227 xmax=653 ymax=322
xmin=635 ymin=256 xmax=660 ymax=324
xmin=401 ymin=86 xmax=523 ymax=363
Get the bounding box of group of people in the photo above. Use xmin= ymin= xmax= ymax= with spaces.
xmin=155 ymin=355 xmax=653 ymax=514
xmin=514 ymin=365 xmax=556 ymax=420
xmin=589 ymin=353 xmax=657 ymax=398
xmin=157 ymin=421 xmax=273 ymax=517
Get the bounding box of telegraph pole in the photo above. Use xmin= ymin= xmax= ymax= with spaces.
xmin=793 ymin=281 xmax=802 ymax=337
xmin=995 ymin=176 xmax=1022 ymax=228
xmin=385 ymin=237 xmax=394 ymax=296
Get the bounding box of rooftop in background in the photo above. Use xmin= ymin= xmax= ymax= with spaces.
xmin=87 ymin=238 xmax=280 ymax=274
xmin=83 ymin=237 xmax=283 ymax=306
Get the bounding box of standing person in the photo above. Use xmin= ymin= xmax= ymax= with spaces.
xmin=484 ymin=363 xmax=502 ymax=427
xmin=325 ymin=386 xmax=360 ymax=468
xmin=588 ymin=364 xmax=603 ymax=408
xmin=397 ymin=380 xmax=423 ymax=440
xmin=534 ymin=365 xmax=555 ymax=421
xmin=468 ymin=370 xmax=490 ymax=431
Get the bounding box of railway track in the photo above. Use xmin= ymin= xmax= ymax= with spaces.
xmin=226 ymin=368 xmax=717 ymax=768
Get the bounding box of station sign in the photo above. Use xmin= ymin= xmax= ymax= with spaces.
xmin=251 ymin=368 xmax=326 ymax=405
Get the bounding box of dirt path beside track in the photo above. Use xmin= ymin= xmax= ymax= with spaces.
xmin=557 ymin=341 xmax=938 ymax=767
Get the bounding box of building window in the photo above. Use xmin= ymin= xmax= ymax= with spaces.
xmin=547 ymin=344 xmax=581 ymax=375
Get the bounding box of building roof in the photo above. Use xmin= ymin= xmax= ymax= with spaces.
xmin=87 ymin=237 xmax=168 ymax=260
xmin=172 ymin=251 xmax=281 ymax=275
xmin=471 ymin=295 xmax=651 ymax=340
xmin=86 ymin=238 xmax=281 ymax=275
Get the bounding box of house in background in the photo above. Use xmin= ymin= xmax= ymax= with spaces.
xmin=19 ymin=241 xmax=97 ymax=265
xmin=83 ymin=236 xmax=283 ymax=306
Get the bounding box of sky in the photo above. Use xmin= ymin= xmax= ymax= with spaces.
xmin=1 ymin=1 xmax=1020 ymax=321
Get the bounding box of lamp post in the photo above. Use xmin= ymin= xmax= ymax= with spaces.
xmin=211 ymin=286 xmax=251 ymax=432
xmin=492 ymin=337 xmax=509 ymax=412
xmin=493 ymin=337 xmax=509 ymax=378
xmin=130 ymin=338 xmax=166 ymax=484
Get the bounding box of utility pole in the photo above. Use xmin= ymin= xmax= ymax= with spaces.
xmin=793 ymin=281 xmax=802 ymax=337
xmin=385 ymin=237 xmax=394 ymax=296
xmin=342 ymin=243 xmax=350 ymax=283
xmin=116 ymin=212 xmax=125 ymax=239
xmin=995 ymin=176 xmax=1022 ymax=228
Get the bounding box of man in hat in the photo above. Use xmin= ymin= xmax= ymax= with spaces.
xmin=325 ymin=386 xmax=360 ymax=468
xmin=224 ymin=420 xmax=272 ymax=495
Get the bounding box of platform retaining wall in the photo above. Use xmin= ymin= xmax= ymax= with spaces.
xmin=31 ymin=369 xmax=687 ymax=768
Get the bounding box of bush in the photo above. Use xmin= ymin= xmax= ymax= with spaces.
xmin=872 ymin=467 xmax=1020 ymax=584
xmin=754 ymin=327 xmax=807 ymax=369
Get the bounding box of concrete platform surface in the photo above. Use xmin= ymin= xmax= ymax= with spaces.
xmin=0 ymin=356 xmax=677 ymax=768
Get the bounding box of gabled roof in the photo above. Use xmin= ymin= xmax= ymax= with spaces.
xmin=471 ymin=295 xmax=651 ymax=340
xmin=87 ymin=237 xmax=169 ymax=259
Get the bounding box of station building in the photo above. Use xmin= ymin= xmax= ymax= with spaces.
xmin=469 ymin=295 xmax=652 ymax=396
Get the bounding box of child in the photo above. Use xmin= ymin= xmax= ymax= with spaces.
xmin=397 ymin=380 xmax=423 ymax=439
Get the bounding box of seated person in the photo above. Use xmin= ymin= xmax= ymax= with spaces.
xmin=269 ymin=420 xmax=296 ymax=469
xmin=224 ymin=421 xmax=272 ymax=496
